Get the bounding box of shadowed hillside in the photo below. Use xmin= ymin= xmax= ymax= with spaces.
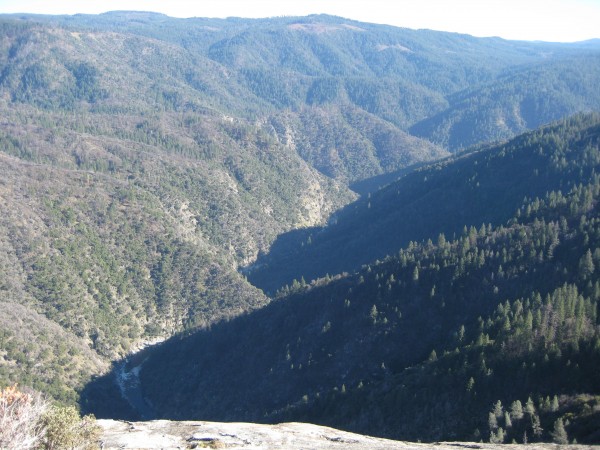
xmin=248 ymin=114 xmax=600 ymax=293
xmin=0 ymin=12 xmax=599 ymax=423
xmin=86 ymin=116 xmax=600 ymax=444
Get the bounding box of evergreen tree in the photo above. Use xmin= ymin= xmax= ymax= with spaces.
xmin=493 ymin=400 xmax=503 ymax=418
xmin=525 ymin=397 xmax=536 ymax=416
xmin=551 ymin=418 xmax=568 ymax=444
xmin=466 ymin=377 xmax=475 ymax=392
xmin=551 ymin=395 xmax=559 ymax=412
xmin=369 ymin=305 xmax=378 ymax=324
xmin=428 ymin=350 xmax=438 ymax=362
xmin=488 ymin=411 xmax=498 ymax=431
xmin=531 ymin=414 xmax=543 ymax=438
xmin=490 ymin=427 xmax=505 ymax=444
xmin=510 ymin=400 xmax=524 ymax=420
xmin=579 ymin=249 xmax=595 ymax=279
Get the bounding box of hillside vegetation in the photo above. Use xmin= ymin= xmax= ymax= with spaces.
xmin=0 ymin=11 xmax=599 ymax=427
xmin=114 ymin=115 xmax=600 ymax=444
xmin=411 ymin=55 xmax=600 ymax=150
xmin=249 ymin=114 xmax=600 ymax=293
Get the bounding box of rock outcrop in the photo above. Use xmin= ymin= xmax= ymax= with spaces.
xmin=98 ymin=420 xmax=592 ymax=450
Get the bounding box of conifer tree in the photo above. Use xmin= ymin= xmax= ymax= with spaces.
xmin=579 ymin=249 xmax=595 ymax=279
xmin=551 ymin=418 xmax=568 ymax=444
xmin=551 ymin=395 xmax=559 ymax=412
xmin=488 ymin=412 xmax=498 ymax=431
xmin=493 ymin=400 xmax=503 ymax=419
xmin=525 ymin=397 xmax=536 ymax=415
xmin=510 ymin=400 xmax=524 ymax=420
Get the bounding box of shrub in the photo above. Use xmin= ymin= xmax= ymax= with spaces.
xmin=0 ymin=384 xmax=48 ymax=449
xmin=0 ymin=384 xmax=101 ymax=449
xmin=41 ymin=405 xmax=101 ymax=450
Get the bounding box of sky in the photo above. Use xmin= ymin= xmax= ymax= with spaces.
xmin=0 ymin=0 xmax=598 ymax=42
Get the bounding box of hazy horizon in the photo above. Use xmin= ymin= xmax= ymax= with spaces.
xmin=0 ymin=0 xmax=598 ymax=43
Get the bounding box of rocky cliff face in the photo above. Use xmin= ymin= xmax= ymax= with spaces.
xmin=98 ymin=420 xmax=592 ymax=450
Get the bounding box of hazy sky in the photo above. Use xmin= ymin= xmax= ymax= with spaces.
xmin=0 ymin=0 xmax=598 ymax=42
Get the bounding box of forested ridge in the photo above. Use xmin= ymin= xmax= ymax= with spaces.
xmin=0 ymin=11 xmax=598 ymax=444
xmin=249 ymin=114 xmax=600 ymax=293
xmin=113 ymin=115 xmax=600 ymax=443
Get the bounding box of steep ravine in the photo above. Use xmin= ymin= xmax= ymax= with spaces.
xmin=114 ymin=339 xmax=165 ymax=420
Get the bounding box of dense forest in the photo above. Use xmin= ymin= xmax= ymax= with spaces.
xmin=0 ymin=11 xmax=599 ymax=445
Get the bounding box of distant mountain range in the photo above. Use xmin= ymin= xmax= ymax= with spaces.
xmin=0 ymin=11 xmax=598 ymax=444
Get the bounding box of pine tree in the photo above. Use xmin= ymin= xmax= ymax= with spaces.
xmin=412 ymin=266 xmax=419 ymax=282
xmin=437 ymin=233 xmax=446 ymax=247
xmin=510 ymin=400 xmax=524 ymax=420
xmin=551 ymin=418 xmax=568 ymax=444
xmin=369 ymin=305 xmax=378 ymax=324
xmin=525 ymin=396 xmax=536 ymax=415
xmin=551 ymin=395 xmax=559 ymax=412
xmin=466 ymin=377 xmax=475 ymax=392
xmin=531 ymin=413 xmax=543 ymax=438
xmin=493 ymin=400 xmax=503 ymax=418
xmin=579 ymin=249 xmax=595 ymax=279
xmin=428 ymin=349 xmax=438 ymax=362
xmin=490 ymin=427 xmax=505 ymax=443
xmin=488 ymin=411 xmax=498 ymax=431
